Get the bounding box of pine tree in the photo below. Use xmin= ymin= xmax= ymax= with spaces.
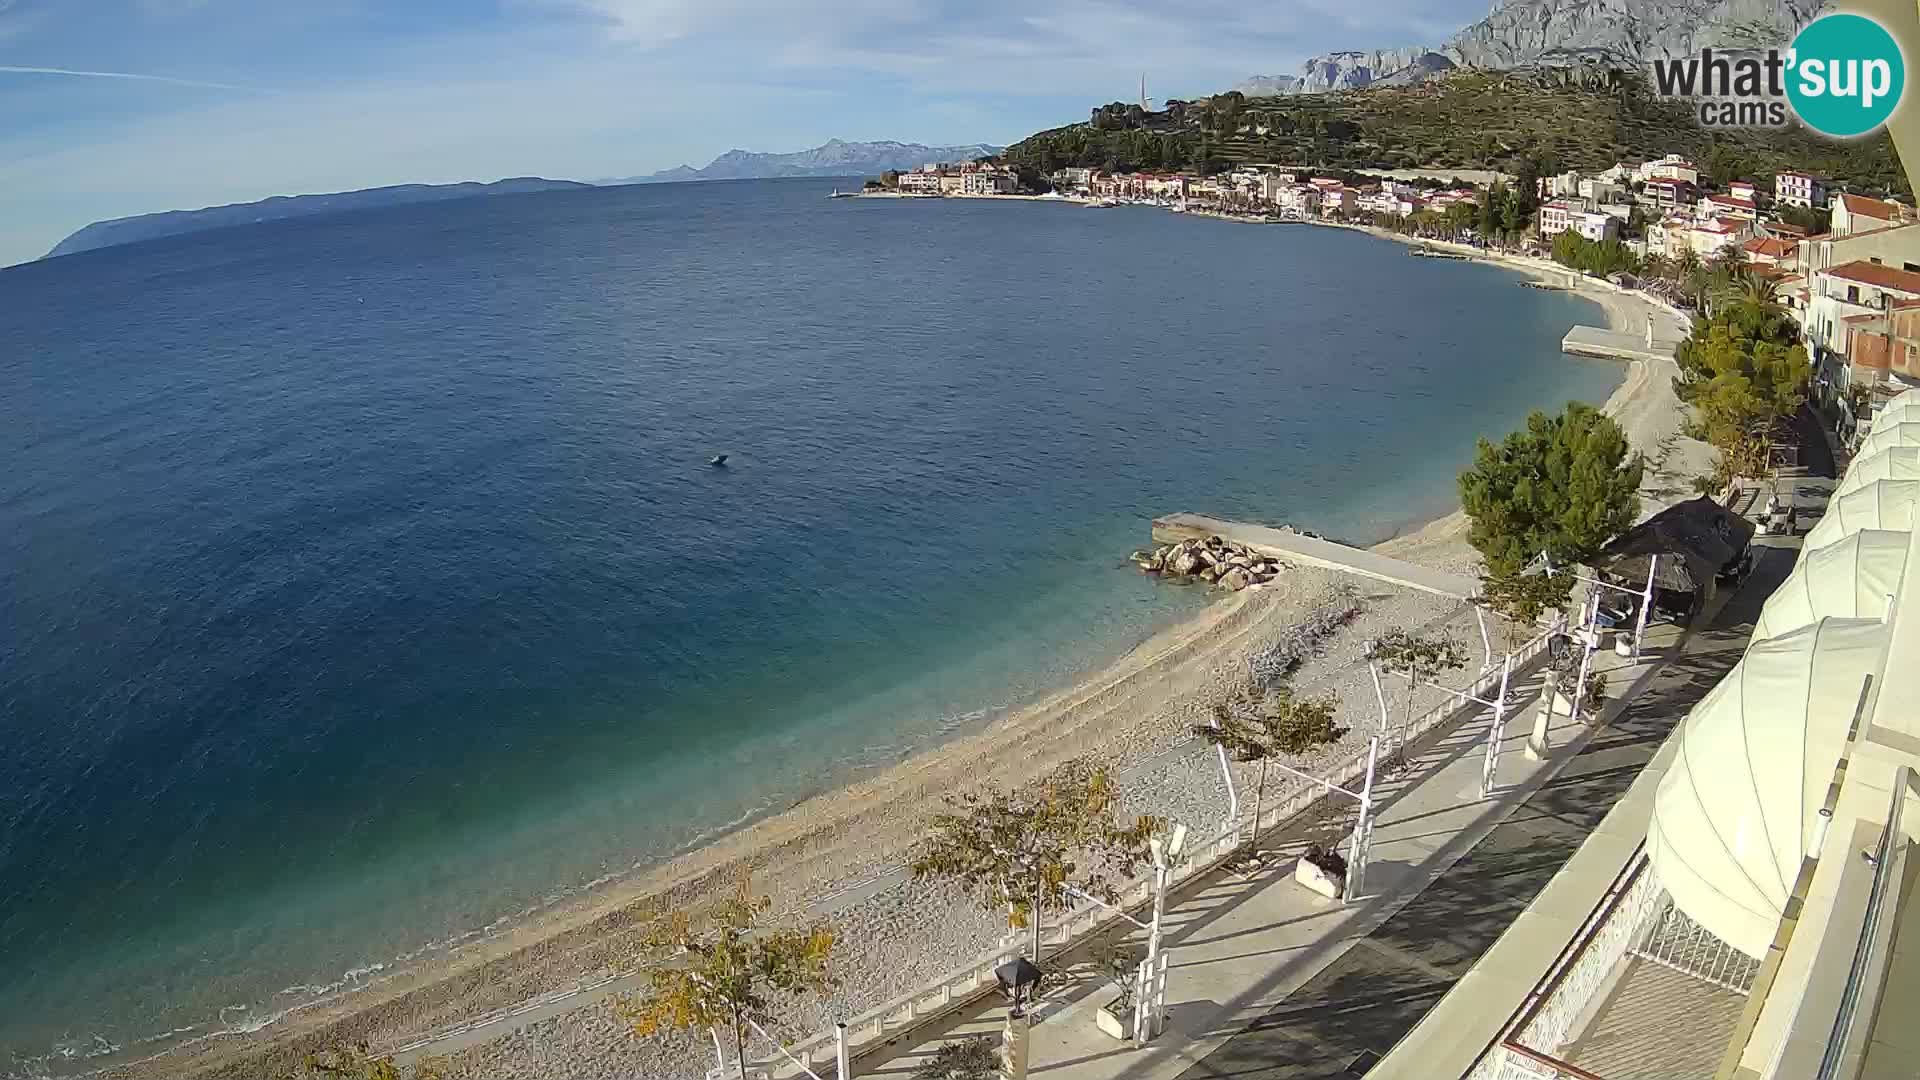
xmin=1458 ymin=402 xmax=1644 ymax=579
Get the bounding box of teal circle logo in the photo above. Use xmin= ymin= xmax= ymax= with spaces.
xmin=1787 ymin=13 xmax=1905 ymax=137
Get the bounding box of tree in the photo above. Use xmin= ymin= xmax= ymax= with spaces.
xmin=1550 ymin=232 xmax=1640 ymax=277
xmin=911 ymin=759 xmax=1162 ymax=961
xmin=913 ymin=1036 xmax=1001 ymax=1080
xmin=617 ymin=879 xmax=835 ymax=1079
xmin=1477 ymin=568 xmax=1575 ymax=628
xmin=1478 ymin=181 xmax=1509 ymax=243
xmin=1673 ymin=292 xmax=1809 ymax=488
xmin=1458 ymin=402 xmax=1644 ymax=580
xmin=1505 ymin=156 xmax=1542 ymax=234
xmin=1367 ymin=632 xmax=1470 ymax=743
xmin=1191 ymin=687 xmax=1345 ymax=853
xmin=298 ymin=1045 xmax=445 ymax=1080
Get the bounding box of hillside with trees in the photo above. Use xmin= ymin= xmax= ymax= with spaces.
xmin=1001 ymin=72 xmax=1906 ymax=194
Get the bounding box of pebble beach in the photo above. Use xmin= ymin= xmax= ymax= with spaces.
xmin=106 ymin=236 xmax=1707 ymax=1080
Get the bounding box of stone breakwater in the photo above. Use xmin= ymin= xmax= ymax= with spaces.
xmin=1131 ymin=534 xmax=1293 ymax=591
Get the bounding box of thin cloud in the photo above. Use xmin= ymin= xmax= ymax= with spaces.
xmin=0 ymin=65 xmax=259 ymax=92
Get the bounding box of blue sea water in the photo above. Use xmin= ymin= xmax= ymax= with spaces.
xmin=0 ymin=178 xmax=1618 ymax=1072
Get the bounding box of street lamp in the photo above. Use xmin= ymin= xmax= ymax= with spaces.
xmin=994 ymin=957 xmax=1045 ymax=1080
xmin=994 ymin=955 xmax=1044 ymax=1012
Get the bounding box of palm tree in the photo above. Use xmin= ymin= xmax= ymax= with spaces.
xmin=1715 ymin=269 xmax=1794 ymax=343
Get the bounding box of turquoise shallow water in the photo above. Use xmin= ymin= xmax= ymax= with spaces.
xmin=0 ymin=179 xmax=1618 ymax=1072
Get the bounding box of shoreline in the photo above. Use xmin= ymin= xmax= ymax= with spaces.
xmin=103 ymin=218 xmax=1701 ymax=1080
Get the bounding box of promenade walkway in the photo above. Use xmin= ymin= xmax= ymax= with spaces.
xmin=1151 ymin=514 xmax=1479 ymax=600
xmin=849 ymin=547 xmax=1792 ymax=1080
xmin=1562 ymin=325 xmax=1684 ymax=364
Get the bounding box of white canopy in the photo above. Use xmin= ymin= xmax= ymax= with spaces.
xmin=1751 ymin=530 xmax=1907 ymax=643
xmin=1871 ymin=396 xmax=1920 ymax=432
xmin=1803 ymin=480 xmax=1920 ymax=555
xmin=1649 ymin=618 xmax=1888 ymax=959
xmin=1836 ymin=445 xmax=1920 ymax=497
xmin=1853 ymin=422 xmax=1920 ymax=462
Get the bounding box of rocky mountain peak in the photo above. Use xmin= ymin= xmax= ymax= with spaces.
xmin=1239 ymin=0 xmax=1830 ymax=94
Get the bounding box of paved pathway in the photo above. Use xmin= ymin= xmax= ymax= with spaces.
xmin=856 ymin=464 xmax=1824 ymax=1080
xmin=848 ymin=571 xmax=1751 ymax=1080
xmin=1163 ymin=545 xmax=1788 ymax=1079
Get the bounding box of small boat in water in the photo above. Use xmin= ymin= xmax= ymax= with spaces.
xmin=709 ymin=454 xmax=729 ymax=467
xmin=827 ymin=188 xmax=856 ymax=199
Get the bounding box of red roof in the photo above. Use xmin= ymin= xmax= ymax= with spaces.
xmin=1825 ymin=259 xmax=1920 ymax=294
xmin=1708 ymin=193 xmax=1757 ymax=209
xmin=1839 ymin=193 xmax=1904 ymax=220
xmin=1742 ymin=236 xmax=1797 ymax=258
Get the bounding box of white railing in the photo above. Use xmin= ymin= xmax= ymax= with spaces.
xmin=1634 ymin=901 xmax=1760 ymax=993
xmin=1466 ymin=851 xmax=1664 ymax=1080
xmin=765 ymin=623 xmax=1558 ymax=1078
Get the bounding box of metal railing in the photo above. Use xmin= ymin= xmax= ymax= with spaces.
xmin=1465 ymin=850 xmax=1665 ymax=1080
xmin=1815 ymin=765 xmax=1915 ymax=1080
xmin=766 ymin=624 xmax=1558 ymax=1077
xmin=1634 ymin=901 xmax=1761 ymax=993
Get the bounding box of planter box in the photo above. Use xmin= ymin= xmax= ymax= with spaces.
xmin=1293 ymin=857 xmax=1345 ymax=899
xmin=1095 ymin=1000 xmax=1132 ymax=1040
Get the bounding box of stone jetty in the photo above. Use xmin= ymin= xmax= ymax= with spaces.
xmin=1130 ymin=534 xmax=1290 ymax=591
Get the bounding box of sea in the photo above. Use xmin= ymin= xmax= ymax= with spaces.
xmin=0 ymin=178 xmax=1619 ymax=1074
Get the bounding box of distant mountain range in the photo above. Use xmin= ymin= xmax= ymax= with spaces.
xmin=610 ymin=139 xmax=1006 ymax=184
xmin=45 ymin=177 xmax=591 ymax=260
xmin=1235 ymin=0 xmax=1825 ymax=95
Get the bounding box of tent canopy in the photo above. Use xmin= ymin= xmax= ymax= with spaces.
xmin=1751 ymin=530 xmax=1908 ymax=644
xmin=1853 ymin=421 xmax=1920 ymax=463
xmin=1804 ymin=479 xmax=1920 ymax=555
xmin=1836 ymin=445 xmax=1920 ymax=497
xmin=1868 ymin=390 xmax=1920 ymax=433
xmin=1649 ymin=618 xmax=1888 ymax=959
xmin=1597 ymin=496 xmax=1754 ymax=594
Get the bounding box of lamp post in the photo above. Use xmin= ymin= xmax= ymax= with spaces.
xmin=995 ymin=957 xmax=1045 ymax=1080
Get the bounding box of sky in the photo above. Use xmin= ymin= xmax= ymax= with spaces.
xmin=0 ymin=0 xmax=1490 ymax=266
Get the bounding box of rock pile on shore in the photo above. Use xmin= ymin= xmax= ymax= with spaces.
xmin=1131 ymin=535 xmax=1289 ymax=590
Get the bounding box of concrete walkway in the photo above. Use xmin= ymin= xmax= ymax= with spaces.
xmin=1151 ymin=514 xmax=1480 ymax=600
xmin=1164 ymin=546 xmax=1788 ymax=1079
xmin=1562 ymin=325 xmax=1684 ymax=364
xmin=848 ymin=565 xmax=1760 ymax=1080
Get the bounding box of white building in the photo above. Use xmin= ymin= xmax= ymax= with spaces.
xmin=1272 ymin=183 xmax=1321 ymax=216
xmin=1702 ymin=192 xmax=1760 ymax=222
xmin=959 ymin=168 xmax=1016 ymax=196
xmin=1776 ymin=170 xmax=1828 ymax=208
xmin=1546 ymin=170 xmax=1582 ymax=197
xmin=1579 ymin=178 xmax=1626 ymax=204
xmin=1833 ymin=193 xmax=1914 ymax=237
xmin=1637 ymin=154 xmax=1701 ymax=185
xmin=1805 ymin=260 xmax=1920 ymax=359
xmin=1574 ymin=211 xmax=1621 ymax=243
xmin=1538 ymin=199 xmax=1579 ymax=236
xmin=897 ymin=170 xmax=943 ymax=193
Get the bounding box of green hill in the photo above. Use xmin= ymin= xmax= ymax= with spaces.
xmin=1002 ymin=71 xmax=1906 ymax=194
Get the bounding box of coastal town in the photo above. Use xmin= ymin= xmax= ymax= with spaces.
xmin=870 ymin=153 xmax=1920 ymax=448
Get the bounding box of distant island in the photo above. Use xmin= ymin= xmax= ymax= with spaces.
xmin=45 ymin=177 xmax=592 ymax=260
xmin=609 ymin=139 xmax=1006 ymax=185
